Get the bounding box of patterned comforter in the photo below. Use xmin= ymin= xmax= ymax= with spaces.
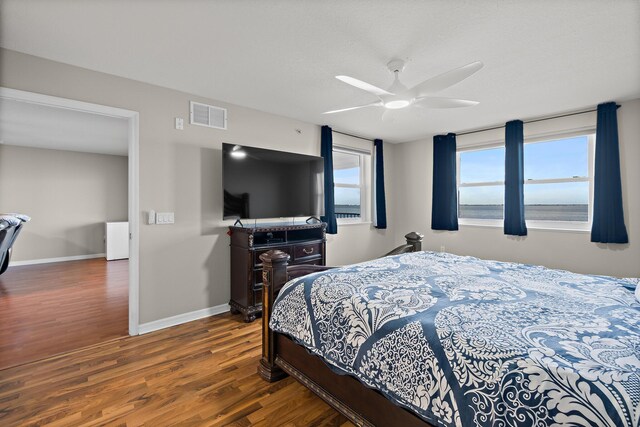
xmin=270 ymin=251 xmax=640 ymax=427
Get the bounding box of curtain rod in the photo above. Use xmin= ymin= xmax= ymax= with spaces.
xmin=456 ymin=107 xmax=598 ymax=137
xmin=332 ymin=129 xmax=374 ymax=142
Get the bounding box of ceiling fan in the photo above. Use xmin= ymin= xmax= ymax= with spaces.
xmin=323 ymin=59 xmax=483 ymax=115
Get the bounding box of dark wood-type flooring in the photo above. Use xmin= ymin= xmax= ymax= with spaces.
xmin=0 ymin=258 xmax=129 ymax=370
xmin=0 ymin=313 xmax=353 ymax=426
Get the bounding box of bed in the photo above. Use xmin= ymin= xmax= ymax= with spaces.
xmin=258 ymin=233 xmax=640 ymax=427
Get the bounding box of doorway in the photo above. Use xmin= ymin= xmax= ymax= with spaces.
xmin=0 ymin=88 xmax=139 ymax=369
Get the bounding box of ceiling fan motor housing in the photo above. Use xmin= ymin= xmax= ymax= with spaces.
xmin=384 ymin=60 xmax=411 ymax=108
xmin=387 ymin=58 xmax=406 ymax=74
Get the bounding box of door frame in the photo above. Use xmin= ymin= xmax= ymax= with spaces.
xmin=0 ymin=87 xmax=141 ymax=335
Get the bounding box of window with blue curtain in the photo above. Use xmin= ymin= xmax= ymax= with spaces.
xmin=504 ymin=120 xmax=527 ymax=236
xmin=591 ymin=102 xmax=628 ymax=244
xmin=373 ymin=139 xmax=387 ymax=229
xmin=431 ymin=133 xmax=458 ymax=231
xmin=320 ymin=125 xmax=338 ymax=234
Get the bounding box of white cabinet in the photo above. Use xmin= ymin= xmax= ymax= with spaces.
xmin=105 ymin=222 xmax=129 ymax=261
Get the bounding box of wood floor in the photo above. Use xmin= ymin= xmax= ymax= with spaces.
xmin=0 ymin=312 xmax=353 ymax=427
xmin=0 ymin=258 xmax=128 ymax=370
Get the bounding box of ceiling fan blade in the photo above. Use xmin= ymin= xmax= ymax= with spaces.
xmin=322 ymin=102 xmax=382 ymax=114
xmin=415 ymin=97 xmax=479 ymax=108
xmin=335 ymin=75 xmax=394 ymax=97
xmin=411 ymin=61 xmax=483 ymax=97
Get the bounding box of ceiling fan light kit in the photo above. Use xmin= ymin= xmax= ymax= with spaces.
xmin=385 ymin=100 xmax=410 ymax=109
xmin=323 ymin=59 xmax=484 ymax=115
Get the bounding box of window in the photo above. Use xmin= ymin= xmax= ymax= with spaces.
xmin=458 ymin=146 xmax=505 ymax=220
xmin=457 ymin=132 xmax=595 ymax=230
xmin=524 ymin=135 xmax=593 ymax=227
xmin=333 ymin=147 xmax=371 ymax=223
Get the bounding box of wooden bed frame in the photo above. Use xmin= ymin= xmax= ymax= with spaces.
xmin=258 ymin=232 xmax=432 ymax=427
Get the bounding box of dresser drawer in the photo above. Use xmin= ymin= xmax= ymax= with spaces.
xmin=293 ymin=242 xmax=322 ymax=260
xmin=295 ymin=257 xmax=323 ymax=266
xmin=254 ymin=246 xmax=292 ymax=267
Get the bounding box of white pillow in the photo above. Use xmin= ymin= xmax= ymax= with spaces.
xmin=635 ymin=280 xmax=640 ymax=303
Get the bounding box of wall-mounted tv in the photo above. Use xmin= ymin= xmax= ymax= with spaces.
xmin=222 ymin=143 xmax=324 ymax=220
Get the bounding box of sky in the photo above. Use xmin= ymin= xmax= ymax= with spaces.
xmin=460 ymin=136 xmax=589 ymax=205
xmin=333 ymin=135 xmax=590 ymax=207
xmin=334 ymin=167 xmax=360 ymax=205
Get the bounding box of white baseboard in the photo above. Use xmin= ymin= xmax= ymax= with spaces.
xmin=10 ymin=253 xmax=106 ymax=266
xmin=138 ymin=303 xmax=230 ymax=335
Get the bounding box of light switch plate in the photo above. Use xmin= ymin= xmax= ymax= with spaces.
xmin=175 ymin=117 xmax=184 ymax=130
xmin=157 ymin=212 xmax=175 ymax=225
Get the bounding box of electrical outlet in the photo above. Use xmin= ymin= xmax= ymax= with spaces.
xmin=440 ymin=245 xmax=445 ymax=253
xmin=175 ymin=117 xmax=184 ymax=130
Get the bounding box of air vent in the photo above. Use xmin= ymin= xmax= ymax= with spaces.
xmin=190 ymin=101 xmax=227 ymax=130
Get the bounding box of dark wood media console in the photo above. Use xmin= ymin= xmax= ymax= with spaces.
xmin=228 ymin=222 xmax=326 ymax=322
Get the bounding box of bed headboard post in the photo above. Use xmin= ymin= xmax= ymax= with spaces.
xmin=405 ymin=232 xmax=424 ymax=252
xmin=258 ymin=249 xmax=290 ymax=382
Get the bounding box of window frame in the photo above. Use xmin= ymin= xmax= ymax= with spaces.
xmin=332 ymin=145 xmax=371 ymax=225
xmin=523 ymin=133 xmax=595 ymax=231
xmin=456 ymin=142 xmax=505 ymax=227
xmin=456 ymin=131 xmax=596 ymax=231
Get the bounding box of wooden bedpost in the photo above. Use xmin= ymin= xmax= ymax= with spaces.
xmin=405 ymin=232 xmax=424 ymax=252
xmin=258 ymin=249 xmax=289 ymax=382
xmin=382 ymin=231 xmax=426 ymax=257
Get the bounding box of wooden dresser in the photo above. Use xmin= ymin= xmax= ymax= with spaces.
xmin=228 ymin=222 xmax=326 ymax=322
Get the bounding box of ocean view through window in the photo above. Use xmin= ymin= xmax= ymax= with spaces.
xmin=458 ymin=146 xmax=505 ymax=220
xmin=457 ymin=133 xmax=594 ymax=227
xmin=333 ymin=147 xmax=371 ymax=222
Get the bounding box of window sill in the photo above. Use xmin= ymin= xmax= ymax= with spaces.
xmin=527 ymin=226 xmax=590 ymax=233
xmin=337 ymin=220 xmax=372 ymax=227
xmin=458 ymin=219 xmax=502 ymax=228
xmin=458 ymin=220 xmax=591 ymax=233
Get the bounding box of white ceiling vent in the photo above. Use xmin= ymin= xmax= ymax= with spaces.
xmin=190 ymin=101 xmax=227 ymax=130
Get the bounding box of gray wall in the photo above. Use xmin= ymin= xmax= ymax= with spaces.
xmin=392 ymin=98 xmax=640 ymax=277
xmin=0 ymin=144 xmax=128 ymax=261
xmin=0 ymin=48 xmax=396 ymax=324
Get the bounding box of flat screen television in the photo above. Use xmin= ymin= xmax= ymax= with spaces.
xmin=222 ymin=143 xmax=324 ymax=220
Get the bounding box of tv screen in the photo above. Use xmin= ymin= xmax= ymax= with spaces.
xmin=222 ymin=143 xmax=324 ymax=220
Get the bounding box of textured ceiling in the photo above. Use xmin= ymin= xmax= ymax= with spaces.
xmin=1 ymin=0 xmax=638 ymax=143
xmin=0 ymin=99 xmax=129 ymax=156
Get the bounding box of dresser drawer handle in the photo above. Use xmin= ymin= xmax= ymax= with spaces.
xmin=302 ymin=247 xmax=314 ymax=255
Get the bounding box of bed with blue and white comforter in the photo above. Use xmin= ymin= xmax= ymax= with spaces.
xmin=270 ymin=251 xmax=640 ymax=427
